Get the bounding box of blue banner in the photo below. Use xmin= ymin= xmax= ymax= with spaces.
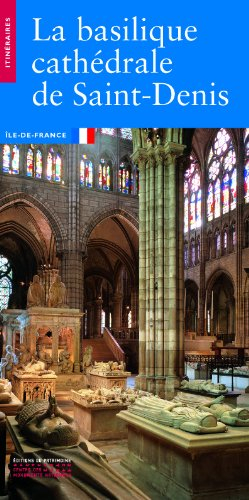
xmin=0 ymin=0 xmax=248 ymax=143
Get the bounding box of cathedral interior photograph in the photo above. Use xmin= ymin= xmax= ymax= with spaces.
xmin=0 ymin=128 xmax=249 ymax=499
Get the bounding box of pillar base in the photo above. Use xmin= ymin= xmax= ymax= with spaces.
xmin=136 ymin=374 xmax=180 ymax=399
xmin=135 ymin=374 xmax=147 ymax=391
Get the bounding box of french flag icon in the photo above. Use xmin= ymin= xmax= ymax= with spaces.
xmin=71 ymin=128 xmax=95 ymax=144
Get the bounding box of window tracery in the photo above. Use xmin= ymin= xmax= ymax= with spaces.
xmin=207 ymin=129 xmax=236 ymax=221
xmin=98 ymin=158 xmax=112 ymax=190
xmin=184 ymin=153 xmax=201 ymax=233
xmin=244 ymin=128 xmax=249 ymax=202
xmin=80 ymin=154 xmax=93 ymax=188
xmin=118 ymin=161 xmax=132 ymax=194
xmin=46 ymin=148 xmax=62 ymax=182
xmin=0 ymin=255 xmax=12 ymax=311
xmin=2 ymin=144 xmax=19 ymax=174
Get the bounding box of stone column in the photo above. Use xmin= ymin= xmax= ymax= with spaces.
xmin=51 ymin=326 xmax=59 ymax=373
xmin=87 ymin=301 xmax=94 ymax=338
xmin=243 ymin=271 xmax=249 ymax=347
xmin=134 ymin=131 xmax=185 ymax=399
xmin=130 ymin=287 xmax=138 ymax=328
xmin=73 ymin=324 xmax=81 ymax=373
xmin=112 ymin=292 xmax=123 ymax=330
xmin=65 ymin=145 xmax=85 ymax=311
xmin=235 ymin=137 xmax=244 ymax=345
xmin=93 ymin=299 xmax=103 ymax=337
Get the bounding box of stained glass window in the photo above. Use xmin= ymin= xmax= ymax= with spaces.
xmin=100 ymin=129 xmax=116 ymax=136
xmin=120 ymin=128 xmax=132 ymax=140
xmin=207 ymin=129 xmax=236 ymax=220
xmin=184 ymin=154 xmax=201 ymax=233
xmin=80 ymin=154 xmax=93 ymax=188
xmin=3 ymin=145 xmax=10 ymax=173
xmin=46 ymin=148 xmax=62 ymax=182
xmin=191 ymin=240 xmax=195 ymax=266
xmin=55 ymin=154 xmax=61 ymax=182
xmin=215 ymin=230 xmax=221 ymax=256
xmin=27 ymin=148 xmax=34 ymax=177
xmin=224 ymin=230 xmax=228 ymax=250
xmin=197 ymin=237 xmax=200 ymax=262
xmin=36 ymin=149 xmax=42 ymax=178
xmin=0 ymin=255 xmax=12 ymax=311
xmin=244 ymin=129 xmax=249 ymax=202
xmin=231 ymin=224 xmax=236 ymax=248
xmin=12 ymin=145 xmax=19 ymax=174
xmin=207 ymin=184 xmax=214 ymax=221
xmin=222 ymin=174 xmax=229 ymax=214
xmin=118 ymin=161 xmax=132 ymax=194
xmin=47 ymin=151 xmax=53 ymax=180
xmin=98 ymin=158 xmax=112 ymax=191
xmin=3 ymin=145 xmax=20 ymax=175
xmin=184 ymin=242 xmax=189 ymax=268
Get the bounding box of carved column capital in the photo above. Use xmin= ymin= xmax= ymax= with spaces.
xmin=131 ymin=148 xmax=148 ymax=170
xmin=164 ymin=142 xmax=186 ymax=165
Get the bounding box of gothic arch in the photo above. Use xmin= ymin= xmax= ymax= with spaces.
xmin=206 ymin=270 xmax=235 ymax=341
xmin=0 ymin=191 xmax=66 ymax=252
xmin=81 ymin=207 xmax=139 ymax=250
xmin=206 ymin=269 xmax=235 ymax=297
xmin=184 ymin=279 xmax=199 ymax=333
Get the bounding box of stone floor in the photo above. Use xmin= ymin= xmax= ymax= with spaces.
xmin=4 ymin=378 xmax=249 ymax=500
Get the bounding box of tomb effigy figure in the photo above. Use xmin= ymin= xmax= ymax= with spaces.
xmin=16 ymin=396 xmax=79 ymax=447
xmin=199 ymin=396 xmax=249 ymax=426
xmin=180 ymin=378 xmax=228 ymax=395
xmin=174 ymin=392 xmax=249 ymax=427
xmin=214 ymin=365 xmax=249 ymax=376
xmin=91 ymin=360 xmax=128 ymax=375
xmin=0 ymin=378 xmax=12 ymax=403
xmin=58 ymin=346 xmax=73 ymax=373
xmin=128 ymin=396 xmax=227 ymax=434
xmin=73 ymin=387 xmax=154 ymax=406
xmin=27 ymin=274 xmax=45 ymax=307
xmin=15 ymin=357 xmax=55 ymax=376
xmin=48 ymin=275 xmax=67 ymax=308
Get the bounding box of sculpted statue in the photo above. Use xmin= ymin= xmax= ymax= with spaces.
xmin=27 ymin=275 xmax=45 ymax=307
xmin=58 ymin=346 xmax=73 ymax=373
xmin=48 ymin=275 xmax=67 ymax=308
xmin=37 ymin=346 xmax=53 ymax=370
xmin=180 ymin=379 xmax=228 ymax=395
xmin=128 ymin=396 xmax=227 ymax=434
xmin=0 ymin=378 xmax=12 ymax=403
xmin=16 ymin=344 xmax=32 ymax=370
xmin=82 ymin=345 xmax=93 ymax=372
xmin=16 ymin=396 xmax=79 ymax=448
xmin=0 ymin=345 xmax=18 ymax=378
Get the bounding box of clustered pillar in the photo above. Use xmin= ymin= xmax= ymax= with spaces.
xmin=134 ymin=134 xmax=185 ymax=399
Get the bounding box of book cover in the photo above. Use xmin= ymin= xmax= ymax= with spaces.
xmin=0 ymin=1 xmax=248 ymax=499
